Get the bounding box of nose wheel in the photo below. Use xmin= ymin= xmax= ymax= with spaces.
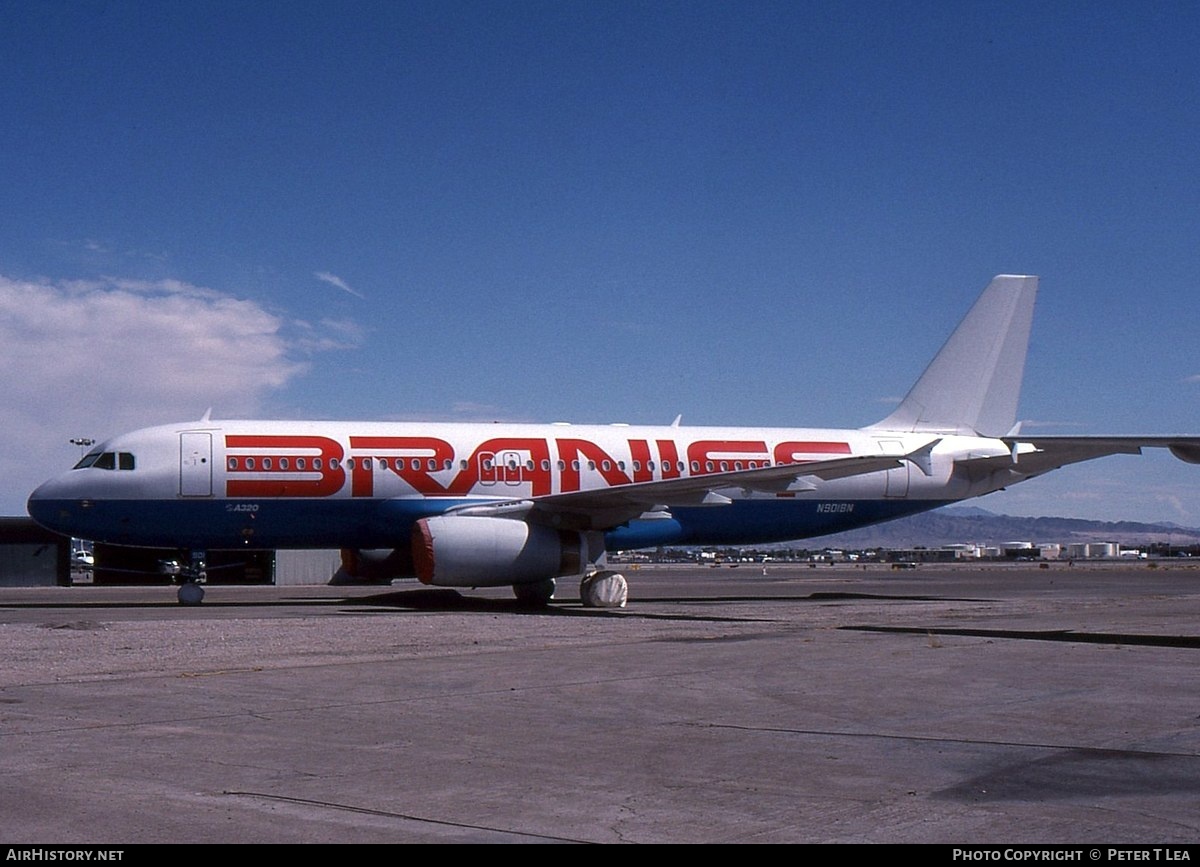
xmin=177 ymin=581 xmax=205 ymax=606
xmin=162 ymin=550 xmax=207 ymax=606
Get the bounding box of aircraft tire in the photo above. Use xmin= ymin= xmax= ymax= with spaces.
xmin=177 ymin=582 xmax=205 ymax=606
xmin=580 ymin=571 xmax=628 ymax=608
xmin=512 ymin=578 xmax=556 ymax=606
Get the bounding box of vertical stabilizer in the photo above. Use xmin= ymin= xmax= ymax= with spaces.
xmin=867 ymin=274 xmax=1038 ymax=437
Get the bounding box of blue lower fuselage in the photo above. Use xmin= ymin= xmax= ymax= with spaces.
xmin=27 ymin=494 xmax=952 ymax=552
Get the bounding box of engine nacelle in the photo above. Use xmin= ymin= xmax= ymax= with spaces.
xmin=412 ymin=515 xmax=586 ymax=588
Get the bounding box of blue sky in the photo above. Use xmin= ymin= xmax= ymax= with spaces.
xmin=2 ymin=1 xmax=1199 ymax=524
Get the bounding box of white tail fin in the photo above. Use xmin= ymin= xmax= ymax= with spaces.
xmin=867 ymin=274 xmax=1038 ymax=437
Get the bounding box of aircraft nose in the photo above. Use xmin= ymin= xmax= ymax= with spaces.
xmin=26 ymin=474 xmax=83 ymax=535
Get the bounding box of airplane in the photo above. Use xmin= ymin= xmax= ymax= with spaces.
xmin=26 ymin=274 xmax=1200 ymax=606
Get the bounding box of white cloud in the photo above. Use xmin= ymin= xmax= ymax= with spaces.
xmin=1017 ymin=419 xmax=1089 ymax=431
xmin=290 ymin=317 xmax=367 ymax=353
xmin=381 ymin=402 xmax=533 ymax=423
xmin=314 ymin=271 xmax=364 ymax=299
xmin=0 ymin=275 xmax=314 ymax=514
xmin=983 ymin=457 xmax=1200 ymax=526
xmin=1155 ymin=493 xmax=1190 ymax=521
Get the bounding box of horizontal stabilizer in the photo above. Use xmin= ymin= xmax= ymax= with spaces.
xmin=997 ymin=436 xmax=1200 ymax=474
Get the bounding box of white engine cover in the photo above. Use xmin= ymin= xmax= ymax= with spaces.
xmin=412 ymin=515 xmax=586 ymax=587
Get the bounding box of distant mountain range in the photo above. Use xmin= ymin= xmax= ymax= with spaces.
xmin=804 ymin=507 xmax=1200 ymax=549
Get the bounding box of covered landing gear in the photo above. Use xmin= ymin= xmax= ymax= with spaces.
xmin=177 ymin=580 xmax=205 ymax=606
xmin=508 ymin=570 xmax=628 ymax=608
xmin=162 ymin=550 xmax=207 ymax=606
xmin=580 ymin=570 xmax=627 ymax=609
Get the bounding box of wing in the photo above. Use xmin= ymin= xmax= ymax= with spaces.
xmin=447 ymin=441 xmax=940 ymax=531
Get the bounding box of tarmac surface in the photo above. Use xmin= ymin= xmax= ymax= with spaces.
xmin=1 ymin=561 xmax=1199 ymax=844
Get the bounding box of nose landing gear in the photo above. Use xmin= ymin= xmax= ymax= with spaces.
xmin=161 ymin=550 xmax=207 ymax=605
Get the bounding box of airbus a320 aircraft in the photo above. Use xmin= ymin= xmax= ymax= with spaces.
xmin=27 ymin=275 xmax=1200 ymax=606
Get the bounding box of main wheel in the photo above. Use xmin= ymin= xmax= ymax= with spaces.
xmin=580 ymin=571 xmax=628 ymax=608
xmin=512 ymin=578 xmax=556 ymax=605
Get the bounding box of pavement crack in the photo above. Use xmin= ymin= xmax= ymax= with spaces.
xmin=223 ymin=790 xmax=593 ymax=843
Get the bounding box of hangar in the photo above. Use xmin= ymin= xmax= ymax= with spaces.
xmin=0 ymin=517 xmax=343 ymax=587
xmin=0 ymin=517 xmax=70 ymax=586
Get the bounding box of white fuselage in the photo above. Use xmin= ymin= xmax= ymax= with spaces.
xmin=28 ymin=419 xmax=1015 ymax=552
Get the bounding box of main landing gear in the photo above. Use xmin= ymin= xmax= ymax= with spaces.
xmin=580 ymin=570 xmax=628 ymax=608
xmin=512 ymin=578 xmax=557 ymax=606
xmin=508 ymin=570 xmax=628 ymax=608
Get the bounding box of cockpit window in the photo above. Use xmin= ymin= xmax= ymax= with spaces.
xmin=73 ymin=451 xmax=136 ymax=471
